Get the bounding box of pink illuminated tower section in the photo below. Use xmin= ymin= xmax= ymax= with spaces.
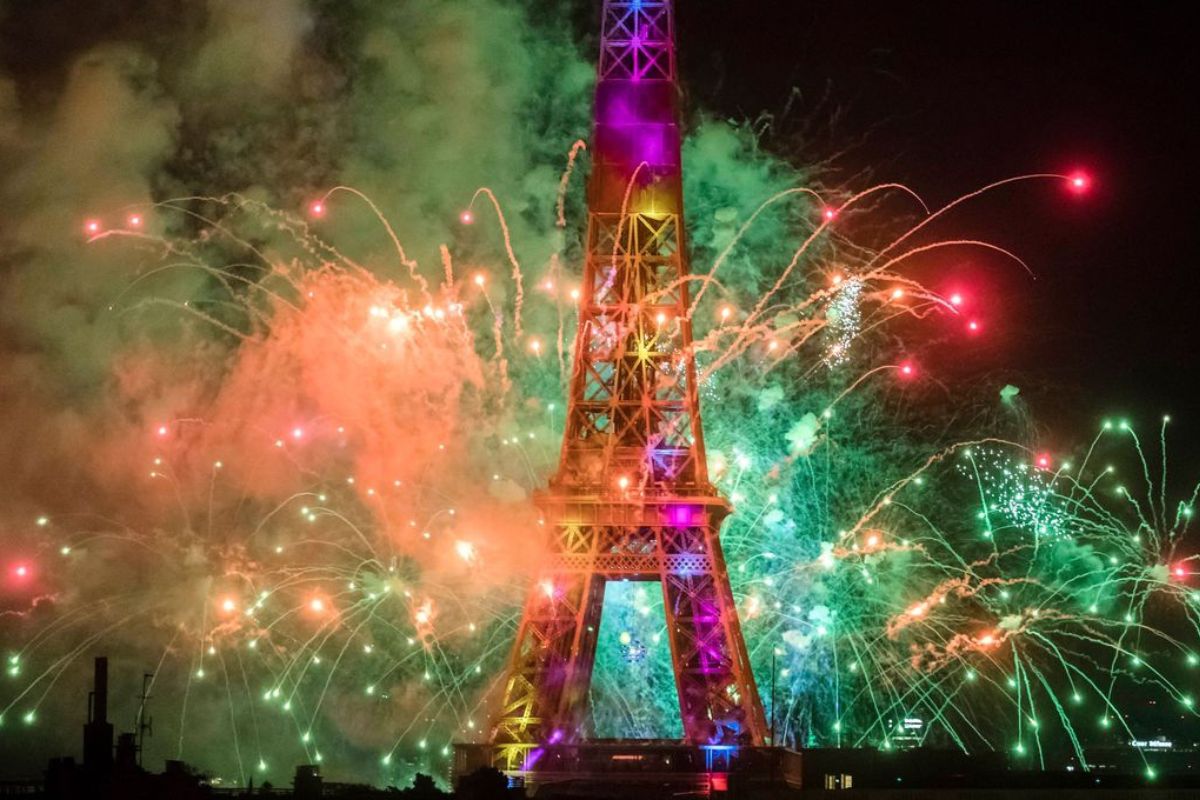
xmin=488 ymin=0 xmax=768 ymax=770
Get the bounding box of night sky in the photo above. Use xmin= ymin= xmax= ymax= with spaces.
xmin=679 ymin=1 xmax=1199 ymax=467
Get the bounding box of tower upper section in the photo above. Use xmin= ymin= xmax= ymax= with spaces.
xmin=592 ymin=1 xmax=682 ymax=209
xmin=553 ymin=0 xmax=714 ymax=499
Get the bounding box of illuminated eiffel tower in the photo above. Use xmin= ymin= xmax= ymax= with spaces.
xmin=487 ymin=0 xmax=768 ymax=772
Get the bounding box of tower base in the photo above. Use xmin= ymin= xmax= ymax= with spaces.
xmin=453 ymin=741 xmax=802 ymax=798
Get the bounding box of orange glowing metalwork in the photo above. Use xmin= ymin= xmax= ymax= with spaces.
xmin=488 ymin=0 xmax=767 ymax=772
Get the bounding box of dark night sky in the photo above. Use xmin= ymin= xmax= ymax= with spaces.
xmin=678 ymin=1 xmax=1200 ymax=467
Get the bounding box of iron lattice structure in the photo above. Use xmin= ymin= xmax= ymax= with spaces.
xmin=489 ymin=0 xmax=768 ymax=769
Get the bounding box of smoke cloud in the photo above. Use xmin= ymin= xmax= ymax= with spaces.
xmin=0 ymin=0 xmax=822 ymax=783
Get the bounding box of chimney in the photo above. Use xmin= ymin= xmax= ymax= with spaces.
xmin=91 ymin=657 xmax=108 ymax=724
xmin=83 ymin=657 xmax=114 ymax=773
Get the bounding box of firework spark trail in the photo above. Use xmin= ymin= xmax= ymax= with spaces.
xmin=863 ymin=173 xmax=1074 ymax=275
xmin=556 ymin=140 xmax=588 ymax=229
xmin=687 ymin=177 xmax=1036 ymax=382
xmin=319 ymin=187 xmax=431 ymax=302
xmin=689 ymin=181 xmax=927 ymax=319
xmin=467 ymin=188 xmax=525 ymax=338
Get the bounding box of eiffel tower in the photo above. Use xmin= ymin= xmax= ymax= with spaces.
xmin=487 ymin=0 xmax=768 ymax=772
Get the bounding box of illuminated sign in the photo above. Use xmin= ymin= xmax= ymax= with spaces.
xmin=1129 ymin=739 xmax=1174 ymax=749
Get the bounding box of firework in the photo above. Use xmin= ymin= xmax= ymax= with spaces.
xmin=720 ymin=420 xmax=1197 ymax=778
xmin=0 ymin=168 xmax=1130 ymax=785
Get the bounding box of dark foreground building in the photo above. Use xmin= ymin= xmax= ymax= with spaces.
xmin=2 ymin=657 xmax=1195 ymax=799
xmin=454 ymin=739 xmax=1200 ymax=799
xmin=0 ymin=656 xmax=522 ymax=800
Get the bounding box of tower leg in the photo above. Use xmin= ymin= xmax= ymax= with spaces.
xmin=555 ymin=572 xmax=605 ymax=738
xmin=663 ymin=527 xmax=767 ymax=745
xmin=492 ymin=570 xmax=606 ymax=767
